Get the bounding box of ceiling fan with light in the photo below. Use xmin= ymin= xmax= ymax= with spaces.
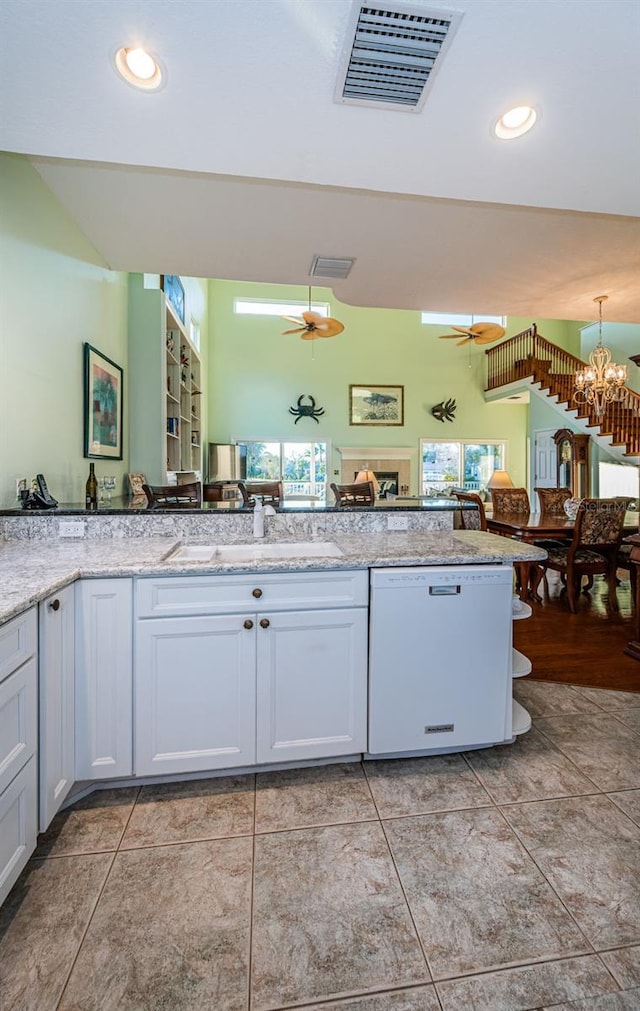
xmin=281 ymin=287 xmax=344 ymax=340
xmin=438 ymin=322 xmax=506 ymax=346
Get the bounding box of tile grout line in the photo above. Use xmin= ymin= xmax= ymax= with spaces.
xmin=493 ymin=801 xmax=601 ymax=959
xmin=532 ymin=718 xmax=640 ymax=793
xmin=53 ymin=789 xmax=141 ymax=1011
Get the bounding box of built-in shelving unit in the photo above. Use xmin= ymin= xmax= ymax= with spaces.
xmin=129 ymin=274 xmax=203 ymax=484
xmin=510 ymin=595 xmax=532 ymax=735
xmin=165 ymin=303 xmax=202 ymax=477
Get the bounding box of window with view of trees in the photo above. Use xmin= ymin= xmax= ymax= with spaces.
xmin=238 ymin=441 xmax=327 ymax=499
xmin=421 ymin=440 xmax=506 ymax=495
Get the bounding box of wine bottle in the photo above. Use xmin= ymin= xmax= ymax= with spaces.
xmin=85 ymin=462 xmax=98 ymax=510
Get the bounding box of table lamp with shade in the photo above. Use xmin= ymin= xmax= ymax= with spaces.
xmin=487 ymin=470 xmax=514 ymax=490
xmin=354 ymin=468 xmax=380 ymax=497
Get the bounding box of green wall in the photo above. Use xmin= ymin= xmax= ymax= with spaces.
xmin=206 ymin=280 xmax=586 ymax=491
xmin=0 ymin=154 xmax=129 ymax=507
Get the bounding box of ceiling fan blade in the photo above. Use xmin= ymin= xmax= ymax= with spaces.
xmin=300 ymin=331 xmax=320 ymax=340
xmin=316 ymin=317 xmax=344 ymax=337
xmin=469 ymin=322 xmax=506 ymax=340
xmin=456 ymin=336 xmax=473 ymax=345
xmin=474 ymin=334 xmax=504 ymax=345
xmin=281 ymin=315 xmax=304 ymax=325
xmin=438 ymin=334 xmax=462 ymax=339
xmin=451 ymin=326 xmax=473 ymax=335
xmin=302 ymin=310 xmax=323 ymax=325
xmin=282 ymin=326 xmax=305 ymax=335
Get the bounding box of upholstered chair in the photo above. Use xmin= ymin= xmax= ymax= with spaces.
xmin=453 ymin=491 xmax=487 ymax=531
xmin=490 ymin=487 xmax=530 ymax=515
xmin=536 ymin=487 xmax=572 ymax=515
xmin=543 ymin=498 xmax=627 ymax=612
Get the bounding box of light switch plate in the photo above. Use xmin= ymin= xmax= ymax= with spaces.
xmin=387 ymin=515 xmax=408 ymax=530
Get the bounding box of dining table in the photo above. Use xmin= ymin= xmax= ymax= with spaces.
xmin=486 ymin=510 xmax=640 ymax=602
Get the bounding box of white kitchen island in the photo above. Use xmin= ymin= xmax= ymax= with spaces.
xmin=0 ymin=520 xmax=545 ymax=905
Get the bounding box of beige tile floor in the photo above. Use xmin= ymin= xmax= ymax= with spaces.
xmin=1 ymin=680 xmax=639 ymax=1011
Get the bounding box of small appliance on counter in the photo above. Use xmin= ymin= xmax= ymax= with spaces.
xmin=20 ymin=474 xmax=59 ymax=509
xmin=207 ymin=443 xmax=247 ymax=499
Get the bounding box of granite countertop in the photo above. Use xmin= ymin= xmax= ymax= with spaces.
xmin=0 ymin=531 xmax=546 ymax=626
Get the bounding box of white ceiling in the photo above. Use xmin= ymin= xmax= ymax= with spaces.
xmin=2 ymin=0 xmax=640 ymax=322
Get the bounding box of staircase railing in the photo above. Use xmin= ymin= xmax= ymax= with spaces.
xmin=485 ymin=324 xmax=640 ymax=457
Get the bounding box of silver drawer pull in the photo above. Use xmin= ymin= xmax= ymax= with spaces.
xmin=429 ymin=585 xmax=460 ymax=596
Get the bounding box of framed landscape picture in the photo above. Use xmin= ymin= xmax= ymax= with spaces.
xmin=161 ymin=274 xmax=185 ymax=324
xmin=349 ymin=384 xmax=404 ymax=426
xmin=84 ymin=343 xmax=123 ymax=459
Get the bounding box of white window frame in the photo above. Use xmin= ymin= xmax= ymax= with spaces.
xmin=420 ymin=438 xmax=508 ymax=494
xmin=233 ymin=298 xmax=330 ymax=318
xmin=233 ymin=438 xmax=331 ymax=499
xmin=420 ymin=312 xmax=506 ymax=326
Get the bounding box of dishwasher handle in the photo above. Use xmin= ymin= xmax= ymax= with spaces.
xmin=429 ymin=585 xmax=461 ymax=596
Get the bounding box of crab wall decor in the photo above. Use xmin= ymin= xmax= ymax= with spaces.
xmin=431 ymin=397 xmax=457 ymax=423
xmin=289 ymin=394 xmax=325 ymax=424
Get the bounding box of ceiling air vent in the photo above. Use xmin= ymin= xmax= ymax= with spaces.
xmin=310 ymin=255 xmax=355 ymax=279
xmin=335 ymin=3 xmax=463 ymax=112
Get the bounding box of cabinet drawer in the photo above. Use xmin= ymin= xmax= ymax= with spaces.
xmin=0 ymin=608 xmax=37 ymax=684
xmin=136 ymin=570 xmax=368 ymax=617
xmin=0 ymin=656 xmax=37 ymax=796
xmin=0 ymin=757 xmax=38 ymax=908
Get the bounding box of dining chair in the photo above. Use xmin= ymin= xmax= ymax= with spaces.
xmin=237 ymin=481 xmax=284 ymax=506
xmin=543 ymin=497 xmax=627 ymax=613
xmin=535 ymin=487 xmax=572 ymax=514
xmin=490 ymin=487 xmax=530 ymax=514
xmin=202 ymin=482 xmax=225 ymax=502
xmin=617 ymin=541 xmax=638 ymax=602
xmin=142 ymin=482 xmax=202 ymax=508
xmin=452 ymin=491 xmax=487 ymax=531
xmin=330 ymin=481 xmax=375 ymax=506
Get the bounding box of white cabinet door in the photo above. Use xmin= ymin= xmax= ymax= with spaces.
xmin=75 ymin=579 xmax=133 ymax=780
xmin=0 ymin=757 xmax=37 ymax=908
xmin=256 ymin=608 xmax=368 ymax=764
xmin=39 ymin=585 xmax=75 ymax=830
xmin=135 ymin=614 xmax=256 ymax=776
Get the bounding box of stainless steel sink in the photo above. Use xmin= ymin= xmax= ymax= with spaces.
xmin=167 ymin=541 xmax=343 ymax=563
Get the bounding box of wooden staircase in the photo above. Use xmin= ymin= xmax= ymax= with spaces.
xmin=485 ymin=324 xmax=640 ymax=459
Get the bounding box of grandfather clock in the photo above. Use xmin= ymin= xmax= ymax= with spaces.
xmin=553 ymin=429 xmax=590 ymax=498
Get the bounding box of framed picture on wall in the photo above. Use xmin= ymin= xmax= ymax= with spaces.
xmin=349 ymin=384 xmax=404 ymax=426
xmin=84 ymin=343 xmax=124 ymax=459
xmin=161 ymin=274 xmax=185 ymax=324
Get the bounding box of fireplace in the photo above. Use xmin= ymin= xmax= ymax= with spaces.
xmin=354 ymin=470 xmax=399 ymax=497
xmin=339 ymin=446 xmax=415 ymax=496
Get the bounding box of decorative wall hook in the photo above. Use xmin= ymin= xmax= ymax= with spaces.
xmin=431 ymin=398 xmax=457 ymax=423
xmin=289 ymin=394 xmax=325 ymax=424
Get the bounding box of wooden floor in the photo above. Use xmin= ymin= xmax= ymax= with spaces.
xmin=515 ymin=569 xmax=640 ymax=693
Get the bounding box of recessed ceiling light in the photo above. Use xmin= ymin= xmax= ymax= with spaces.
xmin=115 ymin=46 xmax=163 ymax=90
xmin=494 ymin=105 xmax=537 ymax=140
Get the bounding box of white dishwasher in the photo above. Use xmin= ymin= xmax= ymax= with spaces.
xmin=368 ymin=565 xmax=513 ymax=756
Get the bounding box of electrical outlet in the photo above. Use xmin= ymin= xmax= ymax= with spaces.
xmin=387 ymin=515 xmax=408 ymax=531
xmin=59 ymin=520 xmax=86 ymax=538
xmin=15 ymin=478 xmax=27 ymax=499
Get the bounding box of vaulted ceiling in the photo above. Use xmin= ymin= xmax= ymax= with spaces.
xmin=1 ymin=0 xmax=639 ymax=322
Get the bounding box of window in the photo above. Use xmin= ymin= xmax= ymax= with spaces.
xmin=189 ymin=320 xmax=200 ymax=351
xmin=237 ymin=441 xmax=328 ymax=499
xmin=421 ymin=312 xmax=506 ymax=326
xmin=421 ymin=439 xmax=506 ymax=494
xmin=234 ymin=298 xmax=330 ymax=318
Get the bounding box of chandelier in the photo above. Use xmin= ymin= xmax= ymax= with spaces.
xmin=574 ymin=295 xmax=627 ymax=417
